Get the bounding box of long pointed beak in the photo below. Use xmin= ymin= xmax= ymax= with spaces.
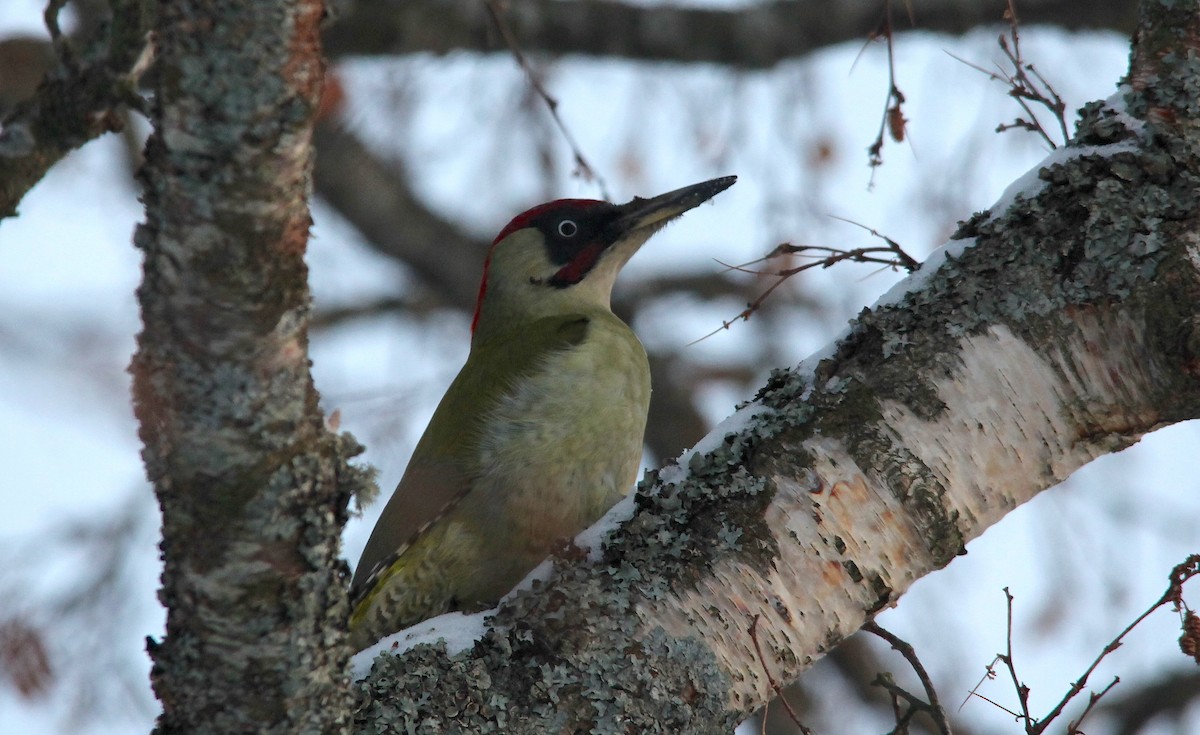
xmin=612 ymin=176 xmax=737 ymax=234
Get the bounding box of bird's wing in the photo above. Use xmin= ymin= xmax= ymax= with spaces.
xmin=349 ymin=314 xmax=591 ymax=598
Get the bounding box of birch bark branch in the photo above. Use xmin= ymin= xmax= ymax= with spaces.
xmin=353 ymin=1 xmax=1200 ymax=731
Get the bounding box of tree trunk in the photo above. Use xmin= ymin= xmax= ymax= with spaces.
xmin=131 ymin=1 xmax=364 ymax=732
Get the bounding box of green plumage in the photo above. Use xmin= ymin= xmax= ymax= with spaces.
xmin=348 ymin=177 xmax=735 ymax=650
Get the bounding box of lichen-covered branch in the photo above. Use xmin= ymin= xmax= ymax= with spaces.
xmin=352 ymin=1 xmax=1200 ymax=731
xmin=130 ymin=0 xmax=369 ymax=733
xmin=0 ymin=0 xmax=150 ymax=220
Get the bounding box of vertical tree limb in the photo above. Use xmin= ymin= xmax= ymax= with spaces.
xmin=131 ymin=1 xmax=362 ymax=732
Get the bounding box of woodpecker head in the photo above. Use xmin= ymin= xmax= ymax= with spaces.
xmin=471 ymin=176 xmax=736 ymax=342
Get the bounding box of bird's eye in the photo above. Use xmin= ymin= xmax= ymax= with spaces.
xmin=557 ymin=219 xmax=579 ymax=238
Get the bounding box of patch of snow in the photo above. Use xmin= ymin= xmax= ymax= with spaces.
xmin=871 ymin=97 xmax=1145 ymax=312
xmin=872 ymin=237 xmax=979 ymax=309
xmin=659 ymin=401 xmax=775 ymax=487
xmin=575 ymin=491 xmax=639 ymax=562
xmin=351 ymin=609 xmax=490 ymax=678
xmin=988 ymin=139 xmax=1141 ymax=224
xmin=502 ymin=557 xmax=558 ymax=598
xmin=351 ymin=495 xmax=642 ymax=674
xmin=794 ymin=326 xmax=851 ymax=385
xmin=1104 ymin=84 xmax=1145 ymax=136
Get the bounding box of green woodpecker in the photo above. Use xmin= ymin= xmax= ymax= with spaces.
xmin=348 ymin=176 xmax=737 ymax=649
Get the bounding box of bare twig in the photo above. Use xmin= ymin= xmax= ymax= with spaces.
xmin=1066 ymin=676 xmax=1119 ymax=735
xmin=43 ymin=0 xmax=77 ymax=72
xmin=1099 ymin=670 xmax=1200 ymax=735
xmin=483 ymin=0 xmax=610 ymax=199
xmin=864 ymin=620 xmax=954 ymax=735
xmin=749 ymin=615 xmax=815 ymax=735
xmin=998 ymin=588 xmax=1036 ymax=732
xmin=865 ymin=0 xmax=909 ymax=179
xmin=963 ymin=687 xmax=1024 ymax=720
xmin=964 ymin=556 xmax=1200 ymax=735
xmin=948 ymin=0 xmax=1070 ymax=149
xmin=872 ymin=673 xmax=921 ymax=734
xmin=692 ymin=223 xmax=918 ymax=342
xmin=828 ymin=216 xmax=922 ymax=271
xmin=959 ymin=656 xmax=998 ymax=713
xmin=1031 ymin=557 xmax=1199 ymax=733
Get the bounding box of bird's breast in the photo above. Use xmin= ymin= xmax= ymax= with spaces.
xmin=469 ymin=317 xmax=651 ymax=552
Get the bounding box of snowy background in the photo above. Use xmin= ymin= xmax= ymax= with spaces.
xmin=1 ymin=1 xmax=1197 ymax=732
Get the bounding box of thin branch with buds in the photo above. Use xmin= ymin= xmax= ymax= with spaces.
xmin=693 ymin=222 xmax=919 ymax=342
xmin=947 ymin=0 xmax=1070 ymax=149
xmin=865 ymin=0 xmax=913 ymax=177
xmin=961 ymin=662 xmax=1023 ymax=719
xmin=1065 ymin=677 xmax=1119 ymax=735
xmin=999 ymin=588 xmax=1036 ymax=730
xmin=964 ymin=555 xmax=1200 ymax=735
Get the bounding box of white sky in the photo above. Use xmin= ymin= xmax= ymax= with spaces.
xmin=1 ymin=2 xmax=1197 ymax=733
